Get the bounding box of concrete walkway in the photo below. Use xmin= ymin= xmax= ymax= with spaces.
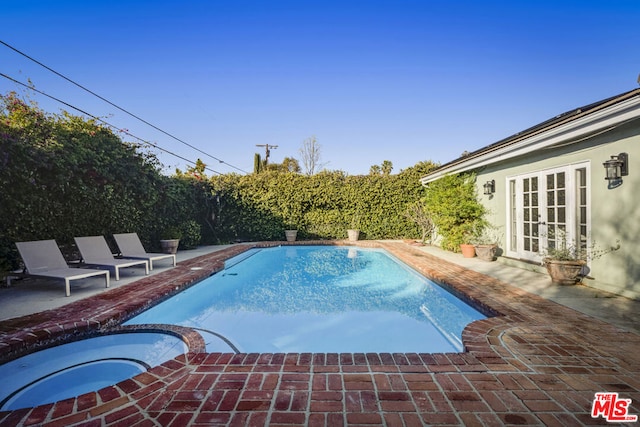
xmin=0 ymin=245 xmax=235 ymax=321
xmin=414 ymin=244 xmax=640 ymax=335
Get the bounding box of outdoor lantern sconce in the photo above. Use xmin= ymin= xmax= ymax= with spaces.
xmin=603 ymin=152 xmax=628 ymax=181
xmin=483 ymin=179 xmax=495 ymax=195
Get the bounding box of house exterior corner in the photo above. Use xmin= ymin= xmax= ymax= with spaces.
xmin=420 ymin=88 xmax=640 ymax=299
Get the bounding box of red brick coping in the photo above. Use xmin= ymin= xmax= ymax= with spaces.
xmin=1 ymin=241 xmax=639 ymax=426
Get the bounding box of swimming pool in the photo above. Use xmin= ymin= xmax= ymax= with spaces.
xmin=0 ymin=332 xmax=188 ymax=411
xmin=125 ymin=246 xmax=486 ymax=353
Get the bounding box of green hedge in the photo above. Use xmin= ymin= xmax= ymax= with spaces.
xmin=0 ymin=91 xmax=437 ymax=273
xmin=209 ymin=163 xmax=436 ymax=242
xmin=0 ymin=92 xmax=210 ymax=269
xmin=422 ymin=173 xmax=487 ymax=251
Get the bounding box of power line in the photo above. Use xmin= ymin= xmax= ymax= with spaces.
xmin=0 ymin=39 xmax=248 ymax=174
xmin=0 ymin=72 xmax=223 ymax=175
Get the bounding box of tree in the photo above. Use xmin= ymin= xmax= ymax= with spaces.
xmin=404 ymin=200 xmax=434 ymax=243
xmin=263 ymin=157 xmax=301 ymax=173
xmin=281 ymin=157 xmax=301 ymax=173
xmin=253 ymin=153 xmax=263 ymax=174
xmin=182 ymin=158 xmax=207 ymax=181
xmin=369 ymin=160 xmax=393 ymax=176
xmin=381 ymin=160 xmax=393 ymax=176
xmin=298 ymin=136 xmax=325 ymax=175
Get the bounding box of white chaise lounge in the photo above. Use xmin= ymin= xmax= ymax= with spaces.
xmin=13 ymin=240 xmax=110 ymax=297
xmin=113 ymin=232 xmax=176 ymax=270
xmin=74 ymin=236 xmax=149 ymax=281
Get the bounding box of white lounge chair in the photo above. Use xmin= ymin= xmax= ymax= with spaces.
xmin=113 ymin=232 xmax=176 ymax=270
xmin=13 ymin=240 xmax=110 ymax=297
xmin=74 ymin=236 xmax=149 ymax=281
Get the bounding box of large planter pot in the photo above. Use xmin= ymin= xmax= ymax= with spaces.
xmin=544 ymin=258 xmax=587 ymax=285
xmin=284 ymin=230 xmax=298 ymax=242
xmin=347 ymin=229 xmax=360 ymax=242
xmin=160 ymin=239 xmax=180 ymax=254
xmin=460 ymin=244 xmax=476 ymax=258
xmin=474 ymin=244 xmax=498 ymax=261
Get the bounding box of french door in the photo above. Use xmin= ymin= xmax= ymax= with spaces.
xmin=507 ymin=163 xmax=589 ymax=262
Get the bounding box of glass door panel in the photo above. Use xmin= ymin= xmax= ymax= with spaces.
xmin=544 ymin=171 xmax=567 ymax=252
xmin=507 ymin=164 xmax=589 ymax=262
xmin=521 ymin=176 xmax=540 ymax=253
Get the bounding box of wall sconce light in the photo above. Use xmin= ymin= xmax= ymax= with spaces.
xmin=603 ymin=152 xmax=628 ymax=181
xmin=483 ymin=179 xmax=495 ymax=195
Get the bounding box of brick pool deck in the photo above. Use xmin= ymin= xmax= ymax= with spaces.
xmin=0 ymin=241 xmax=638 ymax=426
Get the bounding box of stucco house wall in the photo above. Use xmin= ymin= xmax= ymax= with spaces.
xmin=421 ymin=89 xmax=640 ymax=299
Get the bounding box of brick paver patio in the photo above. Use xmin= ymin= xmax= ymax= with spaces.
xmin=0 ymin=241 xmax=638 ymax=426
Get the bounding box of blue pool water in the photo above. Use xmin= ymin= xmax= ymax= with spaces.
xmin=126 ymin=246 xmax=486 ymax=353
xmin=0 ymin=332 xmax=187 ymax=411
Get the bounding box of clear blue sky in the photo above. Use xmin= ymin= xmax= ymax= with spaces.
xmin=2 ymin=0 xmax=639 ymax=175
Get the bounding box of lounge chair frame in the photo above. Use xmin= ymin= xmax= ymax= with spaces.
xmin=74 ymin=236 xmax=149 ymax=280
xmin=113 ymin=233 xmax=176 ymax=270
xmin=14 ymin=240 xmax=110 ymax=297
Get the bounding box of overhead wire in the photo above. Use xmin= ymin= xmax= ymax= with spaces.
xmin=0 ymin=39 xmax=248 ymax=174
xmin=0 ymin=72 xmax=223 ymax=175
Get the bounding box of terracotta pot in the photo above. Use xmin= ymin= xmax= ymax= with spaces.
xmin=474 ymin=244 xmax=497 ymax=261
xmin=460 ymin=244 xmax=476 ymax=258
xmin=544 ymin=258 xmax=587 ymax=285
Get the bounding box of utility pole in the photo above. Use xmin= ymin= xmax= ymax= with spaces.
xmin=256 ymin=144 xmax=278 ymax=165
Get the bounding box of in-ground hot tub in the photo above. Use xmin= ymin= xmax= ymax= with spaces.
xmin=0 ymin=331 xmax=188 ymax=411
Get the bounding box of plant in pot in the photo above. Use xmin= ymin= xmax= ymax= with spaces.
xmin=473 ymin=226 xmax=501 ymax=262
xmin=160 ymin=226 xmax=182 ymax=254
xmin=542 ymin=233 xmax=620 ymax=285
xmin=283 ymin=208 xmax=300 ymax=242
xmin=459 ymin=235 xmax=477 ymax=258
xmin=284 ymin=228 xmax=298 ymax=242
xmin=457 ymin=218 xmax=488 ymax=258
xmin=284 ymin=218 xmax=298 ymax=242
xmin=347 ymin=213 xmax=361 ymax=242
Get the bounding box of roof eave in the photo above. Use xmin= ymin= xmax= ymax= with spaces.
xmin=420 ymin=89 xmax=640 ymax=185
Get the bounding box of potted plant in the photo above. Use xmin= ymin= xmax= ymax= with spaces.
xmin=473 ymin=226 xmax=501 ymax=262
xmin=347 ymin=213 xmax=361 ymax=242
xmin=473 ymin=242 xmax=497 ymax=261
xmin=284 ymin=229 xmax=298 ymax=242
xmin=458 ymin=219 xmax=488 ymax=258
xmin=283 ymin=209 xmax=299 ymax=242
xmin=459 ymin=241 xmax=476 ymax=258
xmin=160 ymin=227 xmax=182 ymax=254
xmin=542 ymin=235 xmax=620 ymax=285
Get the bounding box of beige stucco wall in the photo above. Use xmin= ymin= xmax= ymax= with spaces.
xmin=474 ymin=119 xmax=640 ymax=299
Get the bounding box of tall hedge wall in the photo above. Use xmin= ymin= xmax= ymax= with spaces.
xmin=0 ymin=92 xmax=212 ymax=270
xmin=208 ymin=162 xmax=436 ymax=242
xmin=0 ymin=91 xmax=436 ymax=273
